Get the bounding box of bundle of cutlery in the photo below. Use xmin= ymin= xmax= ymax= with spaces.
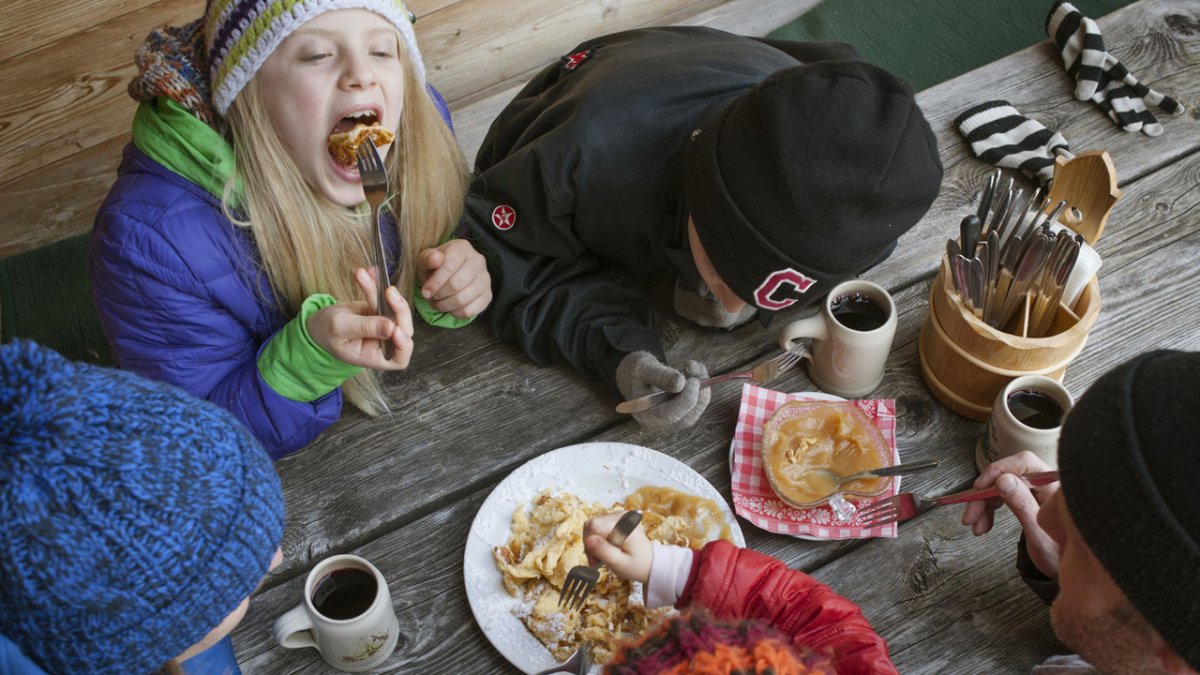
xmin=947 ymin=169 xmax=1084 ymax=337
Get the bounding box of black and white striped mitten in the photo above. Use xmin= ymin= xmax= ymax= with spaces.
xmin=1046 ymin=0 xmax=1182 ymax=136
xmin=955 ymin=101 xmax=1070 ymax=187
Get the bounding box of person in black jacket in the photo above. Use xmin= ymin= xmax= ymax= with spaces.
xmin=963 ymin=350 xmax=1200 ymax=674
xmin=463 ymin=27 xmax=943 ymax=431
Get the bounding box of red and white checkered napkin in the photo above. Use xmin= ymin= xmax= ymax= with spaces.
xmin=729 ymin=384 xmax=901 ymax=539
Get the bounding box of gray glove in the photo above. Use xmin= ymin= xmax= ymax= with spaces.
xmin=615 ymin=352 xmax=710 ymax=431
xmin=673 ymin=276 xmax=757 ymax=329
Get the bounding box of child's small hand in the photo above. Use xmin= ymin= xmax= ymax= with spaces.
xmin=307 ymin=269 xmax=415 ymax=370
xmin=416 ymin=239 xmax=492 ymax=319
xmin=583 ymin=511 xmax=653 ymax=584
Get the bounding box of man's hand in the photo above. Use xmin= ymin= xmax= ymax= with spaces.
xmin=306 ymin=267 xmax=415 ymax=370
xmin=962 ymin=451 xmax=1062 ymax=578
xmin=417 ymin=239 xmax=492 ymax=318
xmin=582 ymin=511 xmax=653 ymax=584
xmin=616 ymin=352 xmax=711 ymax=431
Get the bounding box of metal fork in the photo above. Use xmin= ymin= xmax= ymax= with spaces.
xmin=354 ymin=139 xmax=395 ymax=359
xmin=856 ymin=471 xmax=1060 ymax=528
xmin=615 ymin=342 xmax=807 ymax=414
xmin=531 ymin=642 xmax=592 ymax=675
xmin=559 ymin=510 xmax=642 ymax=612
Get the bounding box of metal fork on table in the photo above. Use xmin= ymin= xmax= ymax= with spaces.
xmin=559 ymin=510 xmax=642 ymax=612
xmin=615 ymin=342 xmax=807 ymax=414
xmin=354 ymin=139 xmax=395 ymax=359
xmin=856 ymin=471 xmax=1060 ymax=528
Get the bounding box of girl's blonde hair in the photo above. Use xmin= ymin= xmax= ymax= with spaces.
xmin=224 ymin=33 xmax=467 ymax=416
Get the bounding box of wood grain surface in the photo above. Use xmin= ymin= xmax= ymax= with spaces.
xmin=227 ymin=1 xmax=1200 ymax=673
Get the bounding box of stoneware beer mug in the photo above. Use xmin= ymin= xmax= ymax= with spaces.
xmin=779 ymin=280 xmax=897 ymax=398
xmin=273 ymin=554 xmax=399 ymax=672
xmin=976 ymin=375 xmax=1074 ymax=472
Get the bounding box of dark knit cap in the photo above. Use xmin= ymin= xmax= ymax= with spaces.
xmin=1057 ymin=350 xmax=1200 ymax=669
xmin=605 ymin=610 xmax=832 ymax=674
xmin=0 ymin=340 xmax=285 ymax=673
xmin=684 ymin=60 xmax=942 ymax=312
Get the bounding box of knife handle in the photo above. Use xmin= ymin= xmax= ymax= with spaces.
xmin=371 ymin=216 xmax=395 ymax=360
xmin=935 ymin=471 xmax=1060 ymax=506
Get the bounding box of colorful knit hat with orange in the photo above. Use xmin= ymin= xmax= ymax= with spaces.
xmin=604 ymin=611 xmax=832 ymax=675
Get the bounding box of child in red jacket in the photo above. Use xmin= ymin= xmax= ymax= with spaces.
xmin=585 ymin=512 xmax=897 ymax=674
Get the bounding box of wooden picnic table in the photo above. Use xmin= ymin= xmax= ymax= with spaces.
xmin=231 ymin=0 xmax=1200 ymax=671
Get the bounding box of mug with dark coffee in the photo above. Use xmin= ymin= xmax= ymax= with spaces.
xmin=272 ymin=554 xmax=399 ymax=672
xmin=976 ymin=375 xmax=1074 ymax=471
xmin=779 ymin=280 xmax=897 ymax=398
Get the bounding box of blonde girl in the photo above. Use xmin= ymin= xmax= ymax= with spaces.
xmin=90 ymin=1 xmax=491 ymax=459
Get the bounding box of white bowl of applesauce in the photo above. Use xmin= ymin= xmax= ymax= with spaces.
xmin=761 ymin=401 xmax=892 ymax=508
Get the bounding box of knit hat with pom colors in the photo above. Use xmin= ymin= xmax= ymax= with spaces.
xmin=205 ymin=0 xmax=424 ymax=114
xmin=605 ymin=610 xmax=833 ymax=674
xmin=0 ymin=340 xmax=285 ymax=673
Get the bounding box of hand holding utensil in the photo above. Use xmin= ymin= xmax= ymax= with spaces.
xmin=616 ymin=343 xmax=805 ymax=414
xmin=856 ymin=471 xmax=1060 ymax=528
xmin=355 ymin=139 xmax=395 ymax=359
xmin=559 ymin=511 xmax=642 ymax=612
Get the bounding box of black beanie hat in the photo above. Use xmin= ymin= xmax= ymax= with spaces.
xmin=1058 ymin=350 xmax=1200 ymax=669
xmin=684 ymin=60 xmax=943 ymax=312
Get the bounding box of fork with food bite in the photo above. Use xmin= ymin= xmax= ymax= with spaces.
xmin=354 ymin=138 xmax=395 ymax=359
xmin=559 ymin=510 xmax=642 ymax=612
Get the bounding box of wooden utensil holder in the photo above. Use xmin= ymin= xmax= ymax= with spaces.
xmin=918 ymin=151 xmax=1116 ymax=421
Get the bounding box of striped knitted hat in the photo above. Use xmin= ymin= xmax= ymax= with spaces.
xmin=605 ymin=611 xmax=833 ymax=675
xmin=204 ymin=0 xmax=424 ymax=114
xmin=0 ymin=340 xmax=286 ymax=673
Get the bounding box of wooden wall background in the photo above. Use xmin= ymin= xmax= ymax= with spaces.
xmin=0 ymin=0 xmax=817 ymax=260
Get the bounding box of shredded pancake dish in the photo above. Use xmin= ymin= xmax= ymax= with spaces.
xmin=493 ymin=486 xmax=732 ymax=664
xmin=761 ymin=401 xmax=891 ymax=507
xmin=328 ymin=121 xmax=395 ymax=168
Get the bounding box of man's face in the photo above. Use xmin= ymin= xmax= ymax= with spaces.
xmin=1041 ymin=491 xmax=1178 ymax=673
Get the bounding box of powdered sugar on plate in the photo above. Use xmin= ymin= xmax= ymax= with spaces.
xmin=463 ymin=442 xmax=745 ymax=674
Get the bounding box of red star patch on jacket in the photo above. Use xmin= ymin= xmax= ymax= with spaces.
xmin=561 ymin=48 xmax=593 ymax=72
xmin=491 ymin=204 xmax=516 ymax=231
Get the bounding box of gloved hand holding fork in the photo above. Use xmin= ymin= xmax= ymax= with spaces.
xmin=615 ymin=352 xmax=711 ymax=432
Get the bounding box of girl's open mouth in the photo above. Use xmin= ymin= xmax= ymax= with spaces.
xmin=327 ymin=110 xmax=394 ymax=169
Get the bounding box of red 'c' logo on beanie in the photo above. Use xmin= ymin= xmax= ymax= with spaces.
xmin=492 ymin=205 xmax=516 ymax=231
xmin=754 ymin=268 xmax=816 ymax=310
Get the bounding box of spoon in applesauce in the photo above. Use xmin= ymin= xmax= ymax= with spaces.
xmin=805 ymin=459 xmax=942 ymax=497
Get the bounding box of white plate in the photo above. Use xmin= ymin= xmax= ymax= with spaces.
xmin=727 ymin=391 xmax=850 ymax=542
xmin=463 ymin=442 xmax=745 ymax=674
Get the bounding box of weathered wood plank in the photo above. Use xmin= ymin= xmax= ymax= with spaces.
xmin=416 ymin=0 xmax=725 ymax=104
xmin=0 ymin=0 xmax=164 ymax=63
xmin=813 ymin=505 xmax=1064 ymax=674
xmin=0 ymin=0 xmax=198 ymax=185
xmin=0 ymin=136 xmax=126 ymax=259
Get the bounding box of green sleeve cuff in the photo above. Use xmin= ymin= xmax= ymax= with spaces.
xmin=258 ymin=294 xmax=364 ymax=402
xmin=413 ymin=287 xmax=476 ymax=329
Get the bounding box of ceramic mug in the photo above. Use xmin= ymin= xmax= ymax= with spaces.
xmin=272 ymin=554 xmax=399 ymax=672
xmin=779 ymin=280 xmax=897 ymax=398
xmin=976 ymin=375 xmax=1074 ymax=472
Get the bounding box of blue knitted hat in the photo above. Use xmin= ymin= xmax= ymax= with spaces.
xmin=0 ymin=341 xmax=286 ymax=673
